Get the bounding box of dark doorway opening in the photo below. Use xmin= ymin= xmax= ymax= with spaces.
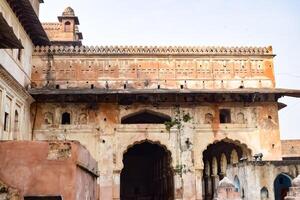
xmin=121 ymin=141 xmax=174 ymax=200
xmin=61 ymin=112 xmax=70 ymax=124
xmin=274 ymin=173 xmax=292 ymax=200
xmin=202 ymin=140 xmax=251 ymax=200
xmin=121 ymin=110 xmax=171 ymax=124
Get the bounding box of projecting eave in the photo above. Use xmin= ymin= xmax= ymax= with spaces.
xmin=0 ymin=13 xmax=23 ymax=48
xmin=28 ymin=88 xmax=300 ymax=96
xmin=5 ymin=0 xmax=50 ymax=46
xmin=28 ymin=88 xmax=300 ymax=103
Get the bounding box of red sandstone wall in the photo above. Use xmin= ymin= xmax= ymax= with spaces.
xmin=281 ymin=140 xmax=300 ymax=158
xmin=0 ymin=141 xmax=98 ymax=200
xmin=31 ymin=46 xmax=275 ymax=90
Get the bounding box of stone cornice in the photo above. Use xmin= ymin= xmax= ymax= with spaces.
xmin=33 ymin=45 xmax=274 ymax=56
xmin=0 ymin=65 xmax=33 ymax=102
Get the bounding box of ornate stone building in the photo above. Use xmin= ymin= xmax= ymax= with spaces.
xmin=1 ymin=2 xmax=300 ymax=200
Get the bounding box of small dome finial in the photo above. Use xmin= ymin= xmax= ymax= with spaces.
xmin=62 ymin=7 xmax=75 ymax=16
xmin=292 ymin=175 xmax=300 ymax=187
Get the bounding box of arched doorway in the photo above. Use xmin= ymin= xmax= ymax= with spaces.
xmin=202 ymin=139 xmax=251 ymax=200
xmin=120 ymin=141 xmax=174 ymax=200
xmin=274 ymin=173 xmax=292 ymax=200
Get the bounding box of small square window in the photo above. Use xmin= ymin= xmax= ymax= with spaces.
xmin=219 ymin=109 xmax=231 ymax=123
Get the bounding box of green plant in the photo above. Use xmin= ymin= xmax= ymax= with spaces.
xmin=183 ymin=113 xmax=192 ymax=122
xmin=164 ymin=110 xmax=192 ymax=132
xmin=164 ymin=118 xmax=180 ymax=131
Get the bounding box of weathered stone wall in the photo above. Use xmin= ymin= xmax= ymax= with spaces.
xmin=0 ymin=0 xmax=34 ymax=87
xmin=282 ymin=140 xmax=300 ymax=158
xmin=0 ymin=140 xmax=98 ymax=200
xmin=31 ymin=100 xmax=282 ymax=199
xmin=0 ymin=0 xmax=37 ymax=141
xmin=32 ymin=46 xmax=275 ymax=90
xmin=30 ymin=42 xmax=286 ymax=199
xmin=226 ymin=161 xmax=300 ymax=200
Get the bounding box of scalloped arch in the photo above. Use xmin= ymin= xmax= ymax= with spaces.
xmin=121 ymin=139 xmax=173 ymax=168
xmin=204 ymin=137 xmax=252 ymax=158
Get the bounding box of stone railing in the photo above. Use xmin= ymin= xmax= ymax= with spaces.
xmin=33 ymin=45 xmax=273 ymax=56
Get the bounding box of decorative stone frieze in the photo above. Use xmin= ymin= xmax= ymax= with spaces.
xmin=33 ymin=45 xmax=273 ymax=56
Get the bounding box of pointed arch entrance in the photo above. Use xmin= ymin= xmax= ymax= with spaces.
xmin=202 ymin=139 xmax=251 ymax=200
xmin=274 ymin=173 xmax=292 ymax=200
xmin=120 ymin=141 xmax=174 ymax=200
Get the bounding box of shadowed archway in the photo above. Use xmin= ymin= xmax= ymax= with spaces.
xmin=274 ymin=173 xmax=292 ymax=200
xmin=120 ymin=141 xmax=174 ymax=200
xmin=121 ymin=110 xmax=171 ymax=124
xmin=202 ymin=139 xmax=252 ymax=200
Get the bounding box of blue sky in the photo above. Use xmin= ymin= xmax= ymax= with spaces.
xmin=40 ymin=0 xmax=300 ymax=139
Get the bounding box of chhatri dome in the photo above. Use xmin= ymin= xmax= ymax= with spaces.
xmin=62 ymin=7 xmax=75 ymax=17
xmin=58 ymin=6 xmax=79 ymax=25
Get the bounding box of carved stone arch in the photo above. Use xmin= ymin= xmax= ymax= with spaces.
xmin=120 ymin=139 xmax=174 ymax=199
xmin=260 ymin=186 xmax=269 ymax=200
xmin=121 ymin=109 xmax=171 ymax=124
xmin=78 ymin=113 xmax=87 ymax=124
xmin=115 ymin=137 xmax=175 ymax=171
xmin=44 ymin=112 xmax=54 ymax=125
xmin=236 ymin=112 xmax=246 ymax=124
xmin=204 ymin=113 xmax=213 ymax=124
xmin=202 ymin=137 xmax=252 ymax=199
xmin=64 ymin=21 xmax=72 ymax=32
xmin=274 ymin=173 xmax=292 ymax=200
xmin=203 ymin=137 xmax=252 ymax=161
xmin=216 ymin=137 xmax=252 ymax=159
xmin=60 ymin=108 xmax=73 ymax=125
xmin=119 ymin=139 xmax=173 ymax=170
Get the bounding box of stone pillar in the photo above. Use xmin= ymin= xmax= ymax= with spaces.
xmin=195 ymin=169 xmax=203 ymax=200
xmin=174 ymin=174 xmax=183 ymax=200
xmin=214 ymin=177 xmax=241 ymax=200
xmin=285 ymin=175 xmax=300 ymax=200
xmin=99 ymin=174 xmax=113 ymax=200
xmin=112 ymin=170 xmax=121 ymax=200
xmin=204 ymin=175 xmax=213 ymax=199
xmin=211 ymin=174 xmax=220 ymax=196
xmin=181 ymin=120 xmax=196 ymax=200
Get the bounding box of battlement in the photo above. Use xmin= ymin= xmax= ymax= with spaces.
xmin=33 ymin=45 xmax=273 ymax=56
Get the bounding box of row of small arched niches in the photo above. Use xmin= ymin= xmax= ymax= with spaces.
xmin=43 ymin=109 xmax=248 ymax=125
xmin=233 ymin=173 xmax=292 ymax=200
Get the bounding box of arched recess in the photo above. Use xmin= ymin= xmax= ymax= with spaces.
xmin=64 ymin=21 xmax=72 ymax=32
xmin=121 ymin=109 xmax=171 ymax=124
xmin=202 ymin=138 xmax=252 ymax=200
xmin=274 ymin=173 xmax=292 ymax=200
xmin=231 ymin=149 xmax=239 ymax=164
xmin=44 ymin=112 xmax=54 ymax=125
xmin=233 ymin=176 xmax=241 ymax=192
xmin=261 ymin=187 xmax=269 ymax=200
xmin=61 ymin=112 xmax=71 ymax=124
xmin=120 ymin=140 xmax=174 ymax=200
xmin=220 ymin=153 xmax=227 ymax=175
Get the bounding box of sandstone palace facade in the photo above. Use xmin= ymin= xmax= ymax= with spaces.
xmin=0 ymin=1 xmax=300 ymax=200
